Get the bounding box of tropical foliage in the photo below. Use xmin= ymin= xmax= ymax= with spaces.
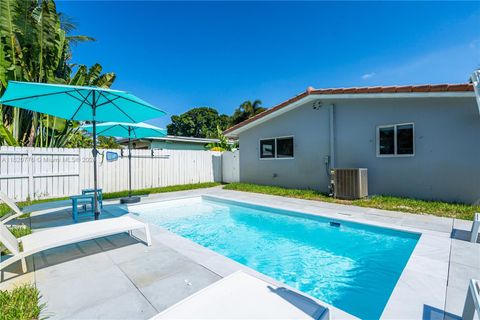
xmin=0 ymin=0 xmax=115 ymax=147
xmin=167 ymin=107 xmax=230 ymax=138
xmin=205 ymin=125 xmax=237 ymax=151
xmin=167 ymin=99 xmax=265 ymax=140
xmin=229 ymin=99 xmax=265 ymax=127
xmin=66 ymin=132 xmax=121 ymax=149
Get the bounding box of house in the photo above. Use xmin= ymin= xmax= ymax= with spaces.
xmin=118 ymin=135 xmax=219 ymax=150
xmin=224 ymin=83 xmax=480 ymax=204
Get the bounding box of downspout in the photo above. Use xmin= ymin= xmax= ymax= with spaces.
xmin=329 ymin=103 xmax=336 ymax=168
xmin=328 ymin=103 xmax=336 ymax=196
xmin=471 ymin=70 xmax=480 ymax=114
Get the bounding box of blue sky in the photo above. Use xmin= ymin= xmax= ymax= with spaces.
xmin=57 ymin=1 xmax=480 ymax=128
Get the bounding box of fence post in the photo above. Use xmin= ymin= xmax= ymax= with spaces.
xmin=27 ymin=148 xmax=34 ymax=200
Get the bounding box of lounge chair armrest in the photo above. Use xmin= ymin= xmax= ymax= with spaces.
xmin=1 ymin=210 xmax=26 ymax=224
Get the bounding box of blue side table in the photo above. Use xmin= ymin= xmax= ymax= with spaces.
xmin=82 ymin=188 xmax=103 ymax=209
xmin=70 ymin=194 xmax=95 ymax=223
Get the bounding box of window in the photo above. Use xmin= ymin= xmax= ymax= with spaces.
xmin=260 ymin=139 xmax=275 ymax=158
xmin=259 ymin=137 xmax=294 ymax=159
xmin=396 ymin=124 xmax=414 ymax=155
xmin=378 ymin=126 xmax=395 ymax=155
xmin=277 ymin=137 xmax=294 ymax=158
xmin=377 ymin=123 xmax=414 ymax=156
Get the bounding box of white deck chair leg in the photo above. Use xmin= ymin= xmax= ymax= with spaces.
xmin=462 ymin=279 xmax=480 ymax=320
xmin=21 ymin=257 xmax=27 ymax=272
xmin=470 ymin=215 xmax=479 ymax=243
xmin=144 ymin=225 xmax=152 ymax=246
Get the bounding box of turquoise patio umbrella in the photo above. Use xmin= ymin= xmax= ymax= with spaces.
xmin=82 ymin=122 xmax=167 ymax=204
xmin=0 ymin=81 xmax=166 ymax=219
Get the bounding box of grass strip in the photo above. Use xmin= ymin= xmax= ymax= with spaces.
xmin=223 ymin=183 xmax=478 ymax=220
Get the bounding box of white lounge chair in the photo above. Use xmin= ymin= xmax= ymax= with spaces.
xmin=462 ymin=279 xmax=480 ymax=320
xmin=471 ymin=213 xmax=480 ymax=243
xmin=0 ymin=191 xmax=151 ymax=273
xmin=151 ymin=271 xmax=329 ymax=320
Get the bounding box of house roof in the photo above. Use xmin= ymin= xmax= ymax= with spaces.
xmin=224 ymin=83 xmax=474 ymax=137
xmin=118 ymin=135 xmax=219 ymax=144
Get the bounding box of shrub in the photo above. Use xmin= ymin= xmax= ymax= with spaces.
xmin=0 ymin=284 xmax=46 ymax=320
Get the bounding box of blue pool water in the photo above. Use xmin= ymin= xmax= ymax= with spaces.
xmin=131 ymin=197 xmax=419 ymax=319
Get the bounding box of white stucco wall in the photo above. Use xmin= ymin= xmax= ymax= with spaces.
xmin=238 ymin=96 xmax=480 ymax=204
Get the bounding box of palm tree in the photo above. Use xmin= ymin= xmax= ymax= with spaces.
xmin=0 ymin=0 xmax=115 ymax=147
xmin=229 ymin=100 xmax=265 ymax=127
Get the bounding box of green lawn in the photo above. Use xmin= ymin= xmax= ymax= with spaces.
xmin=0 ymin=284 xmax=45 ymax=320
xmin=0 ymin=182 xmax=221 ymax=219
xmin=102 ymin=182 xmax=220 ymax=200
xmin=223 ymin=183 xmax=478 ymax=220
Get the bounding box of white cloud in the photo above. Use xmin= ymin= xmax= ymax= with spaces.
xmin=361 ymin=40 xmax=480 ymax=85
xmin=361 ymin=72 xmax=375 ymax=80
xmin=469 ymin=39 xmax=479 ymax=49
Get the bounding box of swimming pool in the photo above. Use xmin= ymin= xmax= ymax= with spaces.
xmin=131 ymin=196 xmax=419 ymax=319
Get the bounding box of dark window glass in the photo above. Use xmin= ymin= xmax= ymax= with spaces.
xmin=379 ymin=126 xmax=395 ymax=155
xmin=276 ymin=137 xmax=294 ymax=158
xmin=260 ymin=139 xmax=275 ymax=158
xmin=397 ymin=124 xmax=414 ymax=155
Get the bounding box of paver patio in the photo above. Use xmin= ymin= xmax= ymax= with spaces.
xmin=1 ymin=186 xmax=479 ymax=319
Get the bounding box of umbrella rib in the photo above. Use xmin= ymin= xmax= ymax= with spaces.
xmin=98 ymin=92 xmax=136 ymax=122
xmin=96 ymin=96 xmax=121 ymax=107
xmin=116 ymin=124 xmax=136 ymax=139
xmin=96 ymin=125 xmax=118 ymax=136
xmin=69 ymin=90 xmax=93 ymax=120
xmin=0 ymin=89 xmax=80 ymax=104
xmin=74 ymin=89 xmax=90 ymax=102
xmin=104 ymin=91 xmax=165 ymax=114
xmin=117 ymin=124 xmax=131 ymax=133
xmin=65 ymin=91 xmax=92 ymax=106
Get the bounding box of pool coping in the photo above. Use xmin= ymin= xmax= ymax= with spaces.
xmin=122 ymin=190 xmax=454 ymax=320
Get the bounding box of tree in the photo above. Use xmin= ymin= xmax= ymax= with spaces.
xmin=0 ymin=0 xmax=115 ymax=147
xmin=65 ymin=130 xmax=93 ymax=148
xmin=229 ymin=100 xmax=265 ymax=127
xmin=65 ymin=133 xmax=120 ymax=149
xmin=98 ymin=136 xmax=121 ymax=149
xmin=167 ymin=107 xmax=230 ymax=138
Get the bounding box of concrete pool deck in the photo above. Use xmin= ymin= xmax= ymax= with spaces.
xmin=1 ymin=186 xmax=479 ymax=319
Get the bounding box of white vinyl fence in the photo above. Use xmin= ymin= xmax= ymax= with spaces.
xmin=222 ymin=150 xmax=240 ymax=183
xmin=0 ymin=146 xmax=222 ymax=201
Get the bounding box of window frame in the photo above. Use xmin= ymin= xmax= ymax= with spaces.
xmin=259 ymin=138 xmax=276 ymax=159
xmin=259 ymin=136 xmax=295 ymax=160
xmin=376 ymin=123 xmax=415 ymax=158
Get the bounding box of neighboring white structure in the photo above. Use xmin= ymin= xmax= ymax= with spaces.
xmin=225 ymin=82 xmax=480 ymax=204
xmin=118 ymin=135 xmax=220 ymax=150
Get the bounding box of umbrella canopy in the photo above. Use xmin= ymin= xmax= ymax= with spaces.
xmin=82 ymin=121 xmax=167 ymax=139
xmin=0 ymin=81 xmax=165 ymax=122
xmin=0 ymin=81 xmax=166 ymax=219
xmin=82 ymin=122 xmax=166 ymax=203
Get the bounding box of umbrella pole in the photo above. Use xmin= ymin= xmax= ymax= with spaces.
xmin=92 ymin=94 xmax=100 ymax=220
xmin=128 ymin=131 xmax=132 ymax=197
xmin=120 ymin=128 xmax=140 ymax=204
